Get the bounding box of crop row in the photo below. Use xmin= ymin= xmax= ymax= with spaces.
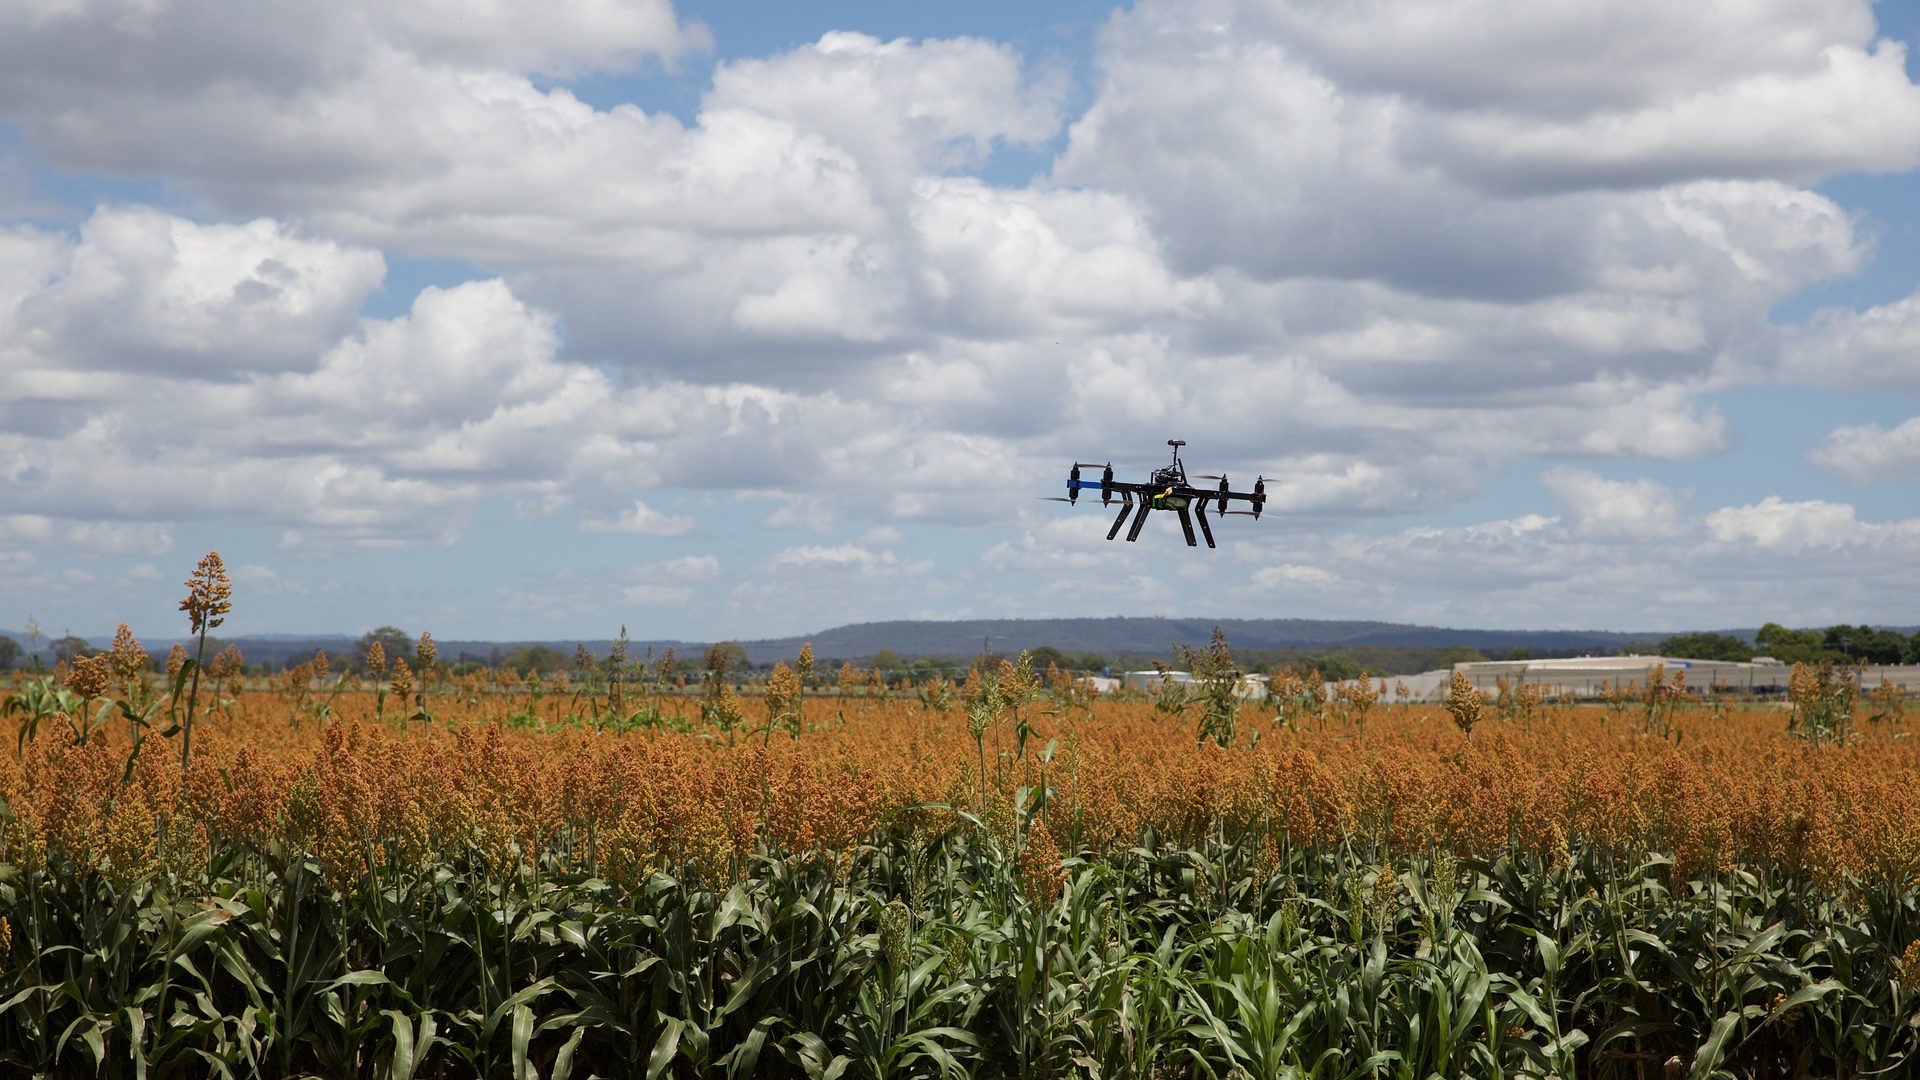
xmin=3 ymin=674 xmax=1919 ymax=1076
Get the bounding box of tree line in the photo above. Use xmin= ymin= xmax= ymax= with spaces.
xmin=1656 ymin=623 xmax=1920 ymax=665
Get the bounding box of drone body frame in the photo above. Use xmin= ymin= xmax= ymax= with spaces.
xmin=1048 ymin=439 xmax=1266 ymax=549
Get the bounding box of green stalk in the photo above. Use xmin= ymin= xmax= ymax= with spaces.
xmin=976 ymin=729 xmax=989 ymax=814
xmin=182 ymin=623 xmax=207 ymax=771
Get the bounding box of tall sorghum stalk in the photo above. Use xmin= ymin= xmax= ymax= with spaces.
xmin=1180 ymin=627 xmax=1241 ymax=747
xmin=968 ymin=681 xmax=999 ymax=812
xmin=366 ymin=641 xmax=388 ymax=721
xmin=177 ymin=550 xmax=232 ymax=771
xmin=608 ymin=626 xmax=627 ymax=719
xmin=109 ymin=622 xmax=150 ymax=716
xmin=414 ymin=631 xmax=436 ymax=725
xmin=60 ymin=653 xmax=109 ymax=744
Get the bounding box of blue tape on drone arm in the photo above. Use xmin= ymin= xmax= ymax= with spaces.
xmin=1069 ymin=480 xmax=1103 ymax=489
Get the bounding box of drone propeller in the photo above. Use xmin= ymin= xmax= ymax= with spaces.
xmin=1220 ymin=510 xmax=1260 ymax=516
xmin=1194 ymin=474 xmax=1227 ymax=481
xmin=1038 ymin=497 xmax=1076 ymax=503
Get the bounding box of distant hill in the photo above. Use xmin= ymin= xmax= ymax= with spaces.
xmin=65 ymin=618 xmax=1645 ymax=669
xmin=5 ymin=619 xmax=1912 ymax=671
xmin=720 ymin=617 xmax=1672 ymax=665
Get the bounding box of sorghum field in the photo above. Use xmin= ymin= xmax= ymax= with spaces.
xmin=4 ymin=613 xmax=1919 ymax=1076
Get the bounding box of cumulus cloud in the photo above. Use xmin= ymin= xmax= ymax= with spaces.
xmin=232 ymin=563 xmax=308 ymax=594
xmin=581 ymin=500 xmax=696 ymax=536
xmin=765 ymin=544 xmax=908 ymax=573
xmin=371 ymin=0 xmax=710 ymax=76
xmin=1541 ymin=468 xmax=1690 ymax=540
xmin=623 ymin=583 xmax=695 ymax=607
xmin=2 ymin=269 xmax=555 ymax=548
xmin=707 ymin=32 xmax=1064 ymax=188
xmin=618 ymin=555 xmax=720 ymax=608
xmin=1812 ymin=417 xmax=1920 ymax=482
xmin=758 ymin=495 xmax=837 ymax=534
xmin=64 ymin=522 xmax=175 ymax=557
xmin=0 ymin=15 xmax=1066 ymax=281
xmin=1410 ymin=43 xmax=1920 ymax=192
xmin=493 ymin=555 xmax=720 ymax=622
xmin=1251 ymin=0 xmax=1876 ymax=110
xmin=642 ymin=555 xmax=720 ymax=581
xmin=908 ymin=180 xmax=1216 ymax=337
xmin=724 ymin=540 xmax=942 ymax=635
xmin=12 ymin=208 xmax=383 ymax=377
xmin=1258 ymin=496 xmax=1920 ymax=627
xmin=1781 ymin=286 xmax=1920 ymax=394
xmin=1250 ymin=563 xmax=1338 ymax=588
xmin=2 ymin=48 xmax=872 ymax=265
xmin=980 ymin=517 xmax=1191 ymax=611
xmin=1055 ymin=0 xmax=1892 ymax=301
xmin=1705 ymin=497 xmax=1868 ymax=552
xmin=1 ymin=0 xmax=704 ymax=96
xmin=0 ymin=514 xmax=170 ymax=557
xmin=1083 ymin=0 xmax=1920 ymax=199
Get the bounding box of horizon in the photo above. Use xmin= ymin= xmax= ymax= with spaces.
xmin=11 ymin=612 xmax=1908 ymax=652
xmin=4 ymin=2 xmax=1918 ymax=638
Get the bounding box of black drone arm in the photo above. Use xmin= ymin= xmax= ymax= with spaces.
xmin=1172 ymin=485 xmax=1259 ymax=503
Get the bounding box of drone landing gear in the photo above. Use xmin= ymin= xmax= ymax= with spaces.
xmin=1195 ymin=503 xmax=1216 ymax=548
xmin=1124 ymin=500 xmax=1150 ymax=542
xmin=1176 ymin=506 xmax=1197 ymax=547
xmin=1107 ymin=495 xmax=1133 ymax=540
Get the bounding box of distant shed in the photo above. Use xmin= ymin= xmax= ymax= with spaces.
xmin=1121 ymin=670 xmax=1193 ymax=692
xmin=1450 ymin=655 xmax=1789 ymax=698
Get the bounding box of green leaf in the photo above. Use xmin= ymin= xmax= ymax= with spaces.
xmin=1531 ymin=930 xmax=1562 ymax=979
xmin=552 ymin=1026 xmax=587 ymax=1080
xmin=1505 ymin=987 xmax=1556 ymax=1033
xmin=323 ymin=970 xmax=395 ymax=991
xmin=382 ymin=1009 xmax=427 ymax=1080
xmin=0 ymin=984 xmax=55 ymax=1015
xmin=126 ymin=1006 xmax=148 ymax=1080
xmin=647 ymin=1016 xmax=684 ymax=1080
xmin=1689 ymin=1008 xmax=1743 ymax=1079
xmin=511 ymin=1004 xmax=535 ymax=1080
xmin=169 ymin=659 xmax=197 ymax=700
xmin=724 ymin=1015 xmax=778 ymax=1079
xmin=484 ymin=977 xmax=556 ymax=1040
xmin=171 ymin=907 xmax=235 ymax=960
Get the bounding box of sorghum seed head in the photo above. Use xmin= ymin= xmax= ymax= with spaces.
xmin=179 ymin=551 xmax=232 ymax=635
xmin=64 ymin=653 xmax=112 ymax=700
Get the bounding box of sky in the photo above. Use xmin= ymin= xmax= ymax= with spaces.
xmin=2 ymin=0 xmax=1918 ymax=644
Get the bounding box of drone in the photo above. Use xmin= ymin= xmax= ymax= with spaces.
xmin=1042 ymin=439 xmax=1266 ymax=548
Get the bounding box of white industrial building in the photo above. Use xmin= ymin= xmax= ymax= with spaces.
xmin=1119 ymin=670 xmax=1273 ymax=698
xmin=1121 ymin=669 xmax=1194 ymax=692
xmin=1446 ymin=655 xmax=1920 ymax=700
xmin=1131 ymin=657 xmax=1920 ymax=702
